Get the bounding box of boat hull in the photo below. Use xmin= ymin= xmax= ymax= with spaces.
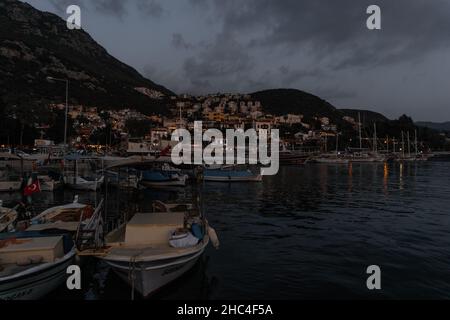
xmin=0 ymin=181 xmax=22 ymax=192
xmin=203 ymin=174 xmax=262 ymax=182
xmin=0 ymin=249 xmax=75 ymax=300
xmin=140 ymin=178 xmax=187 ymax=188
xmin=103 ymin=245 xmax=206 ymax=297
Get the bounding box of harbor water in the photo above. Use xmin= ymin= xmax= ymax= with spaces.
xmin=3 ymin=161 xmax=450 ymax=299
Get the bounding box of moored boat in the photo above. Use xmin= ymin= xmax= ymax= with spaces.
xmin=0 ymin=231 xmax=76 ymax=300
xmin=202 ymin=165 xmax=262 ymax=182
xmin=64 ymin=175 xmax=104 ymax=191
xmin=140 ymin=170 xmax=187 ymax=188
xmin=99 ymin=202 xmax=218 ymax=297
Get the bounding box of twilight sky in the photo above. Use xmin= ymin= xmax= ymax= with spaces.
xmin=24 ymin=0 xmax=450 ymax=122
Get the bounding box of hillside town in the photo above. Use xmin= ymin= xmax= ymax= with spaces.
xmin=41 ymin=92 xmax=345 ymax=155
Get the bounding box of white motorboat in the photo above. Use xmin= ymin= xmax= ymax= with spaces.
xmin=64 ymin=175 xmax=104 ymax=191
xmin=0 ymin=231 xmax=76 ymax=300
xmin=99 ymin=202 xmax=218 ymax=297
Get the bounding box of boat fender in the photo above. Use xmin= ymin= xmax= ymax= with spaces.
xmin=191 ymin=223 xmax=204 ymax=240
xmin=207 ymin=226 xmax=220 ymax=249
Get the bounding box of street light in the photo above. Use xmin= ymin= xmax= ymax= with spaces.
xmin=47 ymin=76 xmax=69 ymax=151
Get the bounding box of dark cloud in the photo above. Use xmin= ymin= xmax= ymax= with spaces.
xmin=197 ymin=0 xmax=450 ymax=70
xmin=172 ymin=33 xmax=193 ymax=50
xmin=182 ymin=32 xmax=255 ymax=93
xmin=32 ymin=0 xmax=450 ymax=120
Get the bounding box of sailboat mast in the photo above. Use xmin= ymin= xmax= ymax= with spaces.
xmin=336 ymin=133 xmax=339 ymax=155
xmin=407 ymin=131 xmax=411 ymax=157
xmin=401 ymin=131 xmax=405 ymax=158
xmin=373 ymin=123 xmax=377 ymax=153
xmin=358 ymin=112 xmax=362 ymax=150
xmin=415 ymin=129 xmax=418 ymax=156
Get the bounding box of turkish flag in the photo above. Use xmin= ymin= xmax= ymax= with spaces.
xmin=23 ymin=179 xmax=41 ymax=196
xmin=160 ymin=145 xmax=172 ymax=157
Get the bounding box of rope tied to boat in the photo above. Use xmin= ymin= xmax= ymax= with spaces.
xmin=128 ymin=255 xmax=137 ymax=301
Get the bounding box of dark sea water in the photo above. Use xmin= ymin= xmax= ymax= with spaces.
xmin=4 ymin=162 xmax=450 ymax=300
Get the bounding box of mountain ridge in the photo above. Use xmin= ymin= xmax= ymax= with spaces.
xmin=0 ymin=0 xmax=174 ymax=115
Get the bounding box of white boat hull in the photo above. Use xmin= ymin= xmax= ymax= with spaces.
xmin=0 ymin=181 xmax=22 ymax=192
xmin=0 ymin=249 xmax=75 ymax=300
xmin=315 ymin=158 xmax=349 ymax=164
xmin=140 ymin=177 xmax=187 ymax=188
xmin=64 ymin=176 xmax=104 ymax=191
xmin=103 ymin=243 xmax=207 ymax=297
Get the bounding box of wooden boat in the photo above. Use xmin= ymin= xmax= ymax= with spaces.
xmin=0 ymin=204 xmax=18 ymax=233
xmin=99 ymin=202 xmax=218 ymax=297
xmin=0 ymin=231 xmax=75 ymax=300
xmin=202 ymin=166 xmax=262 ymax=182
xmin=28 ymin=197 xmax=96 ymax=234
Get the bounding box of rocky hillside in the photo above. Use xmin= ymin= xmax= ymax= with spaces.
xmin=0 ymin=0 xmax=174 ymax=114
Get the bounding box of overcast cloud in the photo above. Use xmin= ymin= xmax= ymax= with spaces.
xmin=24 ymin=0 xmax=450 ymax=121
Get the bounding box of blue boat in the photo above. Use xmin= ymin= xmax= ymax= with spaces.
xmin=202 ymin=166 xmax=262 ymax=182
xmin=140 ymin=170 xmax=187 ymax=188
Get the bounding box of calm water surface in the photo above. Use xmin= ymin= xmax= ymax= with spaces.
xmin=5 ymin=162 xmax=450 ymax=299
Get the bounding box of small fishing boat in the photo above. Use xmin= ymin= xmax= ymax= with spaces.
xmin=202 ymin=166 xmax=262 ymax=182
xmin=0 ymin=203 xmax=18 ymax=233
xmin=104 ymin=170 xmax=140 ymax=190
xmin=0 ymin=231 xmax=76 ymax=300
xmin=99 ymin=202 xmax=218 ymax=297
xmin=64 ymin=175 xmax=104 ymax=191
xmin=28 ymin=197 xmax=96 ymax=233
xmin=140 ymin=170 xmax=187 ymax=188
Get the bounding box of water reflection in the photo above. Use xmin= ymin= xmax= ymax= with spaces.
xmin=3 ymin=161 xmax=450 ymax=299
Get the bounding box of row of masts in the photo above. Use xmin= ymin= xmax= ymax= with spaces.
xmin=331 ymin=113 xmax=420 ymax=157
